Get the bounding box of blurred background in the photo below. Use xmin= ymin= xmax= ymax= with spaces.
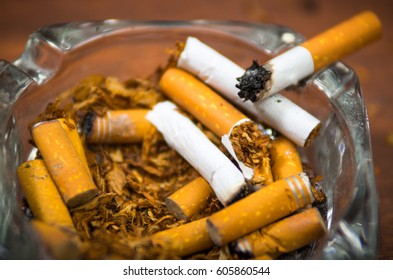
xmin=1 ymin=0 xmax=392 ymax=259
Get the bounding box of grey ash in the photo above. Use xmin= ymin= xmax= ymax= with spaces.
xmin=236 ymin=60 xmax=271 ymax=102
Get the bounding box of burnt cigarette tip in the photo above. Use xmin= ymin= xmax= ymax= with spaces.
xmin=236 ymin=60 xmax=271 ymax=103
xmin=165 ymin=197 xmax=189 ymax=221
xmin=206 ymin=219 xmax=222 ymax=246
xmin=229 ymin=240 xmax=254 ymax=259
xmin=67 ymin=189 xmax=99 ymax=208
xmin=227 ymin=183 xmax=253 ymax=205
xmin=81 ymin=111 xmax=96 ymax=137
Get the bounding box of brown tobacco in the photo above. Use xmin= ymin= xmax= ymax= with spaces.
xmin=229 ymin=121 xmax=273 ymax=186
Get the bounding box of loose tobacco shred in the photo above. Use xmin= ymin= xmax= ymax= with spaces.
xmin=229 ymin=121 xmax=273 ymax=186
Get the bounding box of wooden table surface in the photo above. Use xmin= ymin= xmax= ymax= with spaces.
xmin=1 ymin=0 xmax=392 ymax=259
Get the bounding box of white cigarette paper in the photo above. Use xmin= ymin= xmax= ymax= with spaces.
xmin=146 ymin=101 xmax=246 ymax=206
xmin=177 ymin=37 xmax=321 ymax=147
xmin=221 ymin=119 xmax=254 ymax=181
xmin=265 ymin=46 xmax=314 ymax=97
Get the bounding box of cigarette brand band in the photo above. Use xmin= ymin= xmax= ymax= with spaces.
xmin=285 ymin=173 xmax=314 ymax=207
xmin=236 ymin=238 xmax=252 ymax=255
xmin=206 ymin=172 xmax=315 ymax=245
xmin=94 ymin=111 xmax=111 ymax=143
xmin=232 ymin=208 xmax=327 ymax=259
xmin=86 ymin=110 xmax=153 ymax=143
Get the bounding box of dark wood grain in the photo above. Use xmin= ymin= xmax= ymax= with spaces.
xmin=1 ymin=0 xmax=392 ymax=259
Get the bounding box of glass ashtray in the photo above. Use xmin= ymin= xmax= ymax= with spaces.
xmin=0 ymin=20 xmax=378 ymax=259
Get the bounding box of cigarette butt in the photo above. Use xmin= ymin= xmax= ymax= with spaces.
xmin=270 ymin=136 xmax=303 ymax=181
xmin=32 ymin=119 xmax=98 ymax=208
xmin=150 ymin=217 xmax=214 ymax=257
xmin=166 ymin=177 xmax=213 ymax=221
xmin=207 ymin=173 xmax=314 ymax=246
xmin=17 ymin=159 xmax=75 ymax=229
xmin=178 ymin=36 xmax=321 ymax=147
xmin=159 ymin=67 xmax=247 ymax=137
xmin=85 ymin=109 xmax=153 ymax=143
xmin=58 ymin=118 xmax=90 ymax=175
xmin=233 ymin=208 xmax=327 ymax=259
xmin=301 ymin=11 xmax=382 ymax=71
xmin=146 ymin=101 xmax=246 ymax=206
xmin=237 ymin=11 xmax=382 ymax=101
xmin=31 ymin=220 xmax=80 ymax=259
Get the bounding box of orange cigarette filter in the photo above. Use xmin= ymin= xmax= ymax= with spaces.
xmin=32 ymin=119 xmax=98 ymax=208
xmin=301 ymin=10 xmax=382 ymax=71
xmin=233 ymin=208 xmax=327 ymax=259
xmin=207 ymin=173 xmax=314 ymax=246
xmin=270 ymin=136 xmax=303 ymax=181
xmin=166 ymin=177 xmax=213 ymax=221
xmin=31 ymin=220 xmax=80 ymax=259
xmin=87 ymin=109 xmax=153 ymax=143
xmin=159 ymin=67 xmax=247 ymax=137
xmin=17 ymin=159 xmax=75 ymax=229
xmin=150 ymin=217 xmax=214 ymax=258
xmin=58 ymin=118 xmax=90 ymax=175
